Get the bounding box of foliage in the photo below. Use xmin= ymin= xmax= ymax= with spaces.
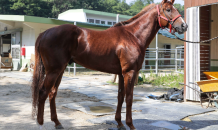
xmin=139 ymin=71 xmax=184 ymax=88
xmin=10 ymin=0 xmax=53 ymax=17
xmin=174 ymin=3 xmax=184 ymax=18
xmin=0 ymin=0 xmax=184 ymax=18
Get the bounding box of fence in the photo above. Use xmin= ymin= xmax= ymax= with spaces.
xmin=142 ymin=46 xmax=184 ymax=74
xmin=66 ymin=46 xmax=184 ymax=75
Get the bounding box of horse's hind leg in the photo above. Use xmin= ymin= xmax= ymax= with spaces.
xmin=37 ymin=71 xmax=61 ymax=127
xmin=49 ymin=71 xmax=64 ymax=129
xmin=115 ymin=74 xmax=126 ymax=130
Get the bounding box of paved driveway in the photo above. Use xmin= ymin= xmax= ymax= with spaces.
xmin=0 ymin=71 xmax=218 ymax=130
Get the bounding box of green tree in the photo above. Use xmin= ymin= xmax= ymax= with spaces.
xmin=124 ymin=0 xmax=153 ymax=16
xmin=0 ymin=0 xmax=15 ymax=14
xmin=98 ymin=0 xmax=120 ymax=13
xmin=10 ymin=0 xmax=53 ymax=17
xmin=174 ymin=3 xmax=184 ymax=18
xmin=51 ymin=0 xmax=104 ymax=18
xmin=112 ymin=0 xmax=130 ymax=14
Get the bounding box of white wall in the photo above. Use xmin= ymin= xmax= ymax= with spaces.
xmin=149 ymin=34 xmax=184 ymax=49
xmin=86 ymin=14 xmax=129 ymax=25
xmin=59 ymin=12 xmax=87 ymax=22
xmin=3 ymin=44 xmax=10 ymax=52
xmin=21 ymin=22 xmax=58 ymax=59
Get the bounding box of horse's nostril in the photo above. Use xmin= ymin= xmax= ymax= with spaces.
xmin=182 ymin=23 xmax=188 ymax=29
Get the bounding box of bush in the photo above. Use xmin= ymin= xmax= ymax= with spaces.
xmin=140 ymin=71 xmax=184 ymax=88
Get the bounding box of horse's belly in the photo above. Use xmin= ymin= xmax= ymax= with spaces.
xmin=73 ymin=56 xmax=121 ymax=74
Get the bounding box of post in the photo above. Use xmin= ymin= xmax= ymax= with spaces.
xmin=175 ymin=48 xmax=177 ymax=72
xmin=116 ymin=14 xmax=119 ymax=23
xmin=74 ymin=63 xmax=76 ymax=76
xmin=180 ymin=50 xmax=182 ymax=70
xmin=155 ymin=33 xmax=158 ymax=75
xmin=73 ymin=21 xmax=77 ymax=76
xmin=68 ymin=67 xmax=70 ymax=75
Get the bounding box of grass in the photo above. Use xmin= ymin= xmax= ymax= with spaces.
xmin=106 ymin=81 xmax=118 ymax=85
xmin=139 ymin=71 xmax=184 ymax=88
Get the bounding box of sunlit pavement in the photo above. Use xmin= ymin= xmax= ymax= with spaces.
xmin=1 ymin=71 xmax=218 ymax=130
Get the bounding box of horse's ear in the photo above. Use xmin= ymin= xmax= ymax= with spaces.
xmin=171 ymin=0 xmax=175 ymax=4
xmin=161 ymin=0 xmax=168 ymax=4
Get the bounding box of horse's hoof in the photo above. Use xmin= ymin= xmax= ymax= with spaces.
xmin=130 ymin=129 xmax=137 ymax=130
xmin=118 ymin=126 xmax=126 ymax=130
xmin=39 ymin=125 xmax=46 ymax=130
xmin=55 ymin=124 xmax=64 ymax=129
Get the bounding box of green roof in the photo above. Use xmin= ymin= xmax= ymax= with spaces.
xmin=0 ymin=15 xmax=74 ymax=25
xmin=0 ymin=15 xmax=111 ymax=30
xmin=58 ymin=9 xmax=132 ymax=19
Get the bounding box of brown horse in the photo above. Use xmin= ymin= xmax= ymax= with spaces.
xmin=32 ymin=0 xmax=187 ymax=129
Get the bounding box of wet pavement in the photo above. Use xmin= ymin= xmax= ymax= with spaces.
xmin=1 ymin=71 xmax=218 ymax=130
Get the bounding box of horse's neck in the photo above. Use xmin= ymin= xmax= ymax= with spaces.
xmin=125 ymin=7 xmax=160 ymax=50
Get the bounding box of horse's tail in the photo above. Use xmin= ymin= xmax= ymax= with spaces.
xmin=31 ymin=32 xmax=45 ymax=119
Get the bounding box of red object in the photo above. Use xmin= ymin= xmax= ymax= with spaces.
xmin=21 ymin=46 xmax=25 ymax=56
xmin=156 ymin=5 xmax=181 ymax=33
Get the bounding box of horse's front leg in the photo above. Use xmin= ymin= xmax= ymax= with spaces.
xmin=115 ymin=74 xmax=126 ymax=129
xmin=123 ymin=70 xmax=137 ymax=130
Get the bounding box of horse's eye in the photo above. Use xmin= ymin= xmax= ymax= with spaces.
xmin=166 ymin=9 xmax=171 ymax=12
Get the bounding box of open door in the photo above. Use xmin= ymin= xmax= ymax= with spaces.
xmin=185 ymin=6 xmax=201 ymax=101
xmin=11 ymin=32 xmax=21 ymax=70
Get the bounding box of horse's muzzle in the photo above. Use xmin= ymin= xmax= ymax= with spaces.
xmin=176 ymin=23 xmax=188 ymax=34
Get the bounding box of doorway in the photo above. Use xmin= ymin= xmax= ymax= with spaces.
xmin=0 ymin=34 xmax=11 ymax=57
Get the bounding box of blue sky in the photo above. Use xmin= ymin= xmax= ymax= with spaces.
xmin=126 ymin=0 xmax=184 ymax=5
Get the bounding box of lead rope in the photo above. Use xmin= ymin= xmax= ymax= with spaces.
xmin=171 ymin=31 xmax=218 ymax=44
xmin=162 ymin=27 xmax=218 ymax=44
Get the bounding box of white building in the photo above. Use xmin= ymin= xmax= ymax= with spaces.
xmin=0 ymin=9 xmax=184 ymax=71
xmin=58 ymin=9 xmax=131 ymax=25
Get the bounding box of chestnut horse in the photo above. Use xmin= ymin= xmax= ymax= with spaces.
xmin=32 ymin=0 xmax=188 ymax=129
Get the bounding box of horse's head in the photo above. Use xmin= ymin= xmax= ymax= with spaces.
xmin=158 ymin=0 xmax=188 ymax=34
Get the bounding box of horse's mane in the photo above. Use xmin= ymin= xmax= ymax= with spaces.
xmin=113 ymin=3 xmax=156 ymax=27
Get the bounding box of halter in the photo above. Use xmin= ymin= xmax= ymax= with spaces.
xmin=156 ymin=4 xmax=181 ymax=33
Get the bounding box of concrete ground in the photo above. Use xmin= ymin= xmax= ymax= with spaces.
xmin=0 ymin=71 xmax=218 ymax=130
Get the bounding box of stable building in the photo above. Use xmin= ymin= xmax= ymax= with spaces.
xmin=0 ymin=15 xmax=109 ymax=70
xmin=184 ymin=1 xmax=218 ymax=101
xmin=0 ymin=9 xmax=184 ymax=71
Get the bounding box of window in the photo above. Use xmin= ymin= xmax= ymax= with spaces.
xmin=12 ymin=47 xmax=20 ymax=59
xmin=11 ymin=33 xmax=16 ymax=45
xmin=101 ymin=21 xmax=105 ymax=24
xmin=88 ymin=19 xmax=94 ymax=23
xmin=113 ymin=22 xmax=116 ymax=25
xmin=95 ymin=20 xmax=100 ymax=24
xmin=164 ymin=44 xmax=171 ymax=53
xmin=108 ymin=21 xmax=112 ymax=25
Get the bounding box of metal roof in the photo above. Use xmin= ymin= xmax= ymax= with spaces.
xmin=58 ymin=9 xmax=132 ymax=19
xmin=158 ymin=29 xmax=184 ymax=39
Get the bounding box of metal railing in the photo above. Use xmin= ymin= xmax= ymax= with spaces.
xmin=66 ymin=47 xmax=184 ymax=76
xmin=142 ymin=46 xmax=184 ymax=74
xmin=66 ymin=63 xmax=85 ymax=76
xmin=175 ymin=46 xmax=184 ymax=74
